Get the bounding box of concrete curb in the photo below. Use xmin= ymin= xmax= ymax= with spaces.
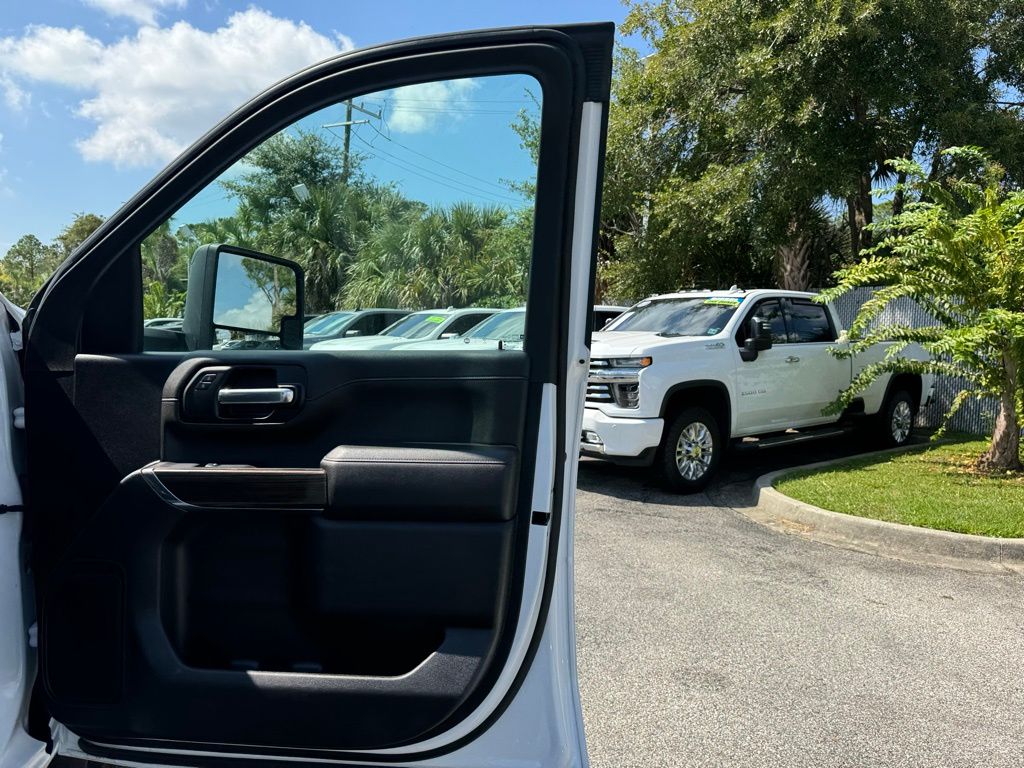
xmin=745 ymin=446 xmax=1024 ymax=574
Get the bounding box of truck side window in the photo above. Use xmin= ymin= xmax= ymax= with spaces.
xmin=786 ymin=301 xmax=835 ymax=343
xmin=735 ymin=299 xmax=788 ymax=347
xmin=447 ymin=313 xmax=489 ymax=336
xmin=137 ymin=73 xmax=541 ymax=352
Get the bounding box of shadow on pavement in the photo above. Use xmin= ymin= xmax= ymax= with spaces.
xmin=577 ymin=429 xmax=931 ymax=508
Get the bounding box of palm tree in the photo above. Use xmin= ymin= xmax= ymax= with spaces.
xmin=821 ymin=147 xmax=1024 ymax=471
xmin=344 ymin=202 xmax=515 ymax=310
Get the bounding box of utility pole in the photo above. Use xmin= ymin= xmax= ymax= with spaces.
xmin=323 ymin=100 xmax=383 ymax=185
xmin=342 ymin=100 xmax=353 ymax=183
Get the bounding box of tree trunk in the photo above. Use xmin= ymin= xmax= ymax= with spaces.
xmin=846 ymin=169 xmax=873 ymax=259
xmin=979 ymin=354 xmax=1022 ymax=472
xmin=926 ymin=143 xmax=945 ymax=184
xmin=892 ymin=168 xmax=908 ymax=218
xmin=776 ymin=219 xmax=812 ymax=291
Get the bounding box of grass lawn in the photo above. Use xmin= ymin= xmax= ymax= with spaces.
xmin=774 ymin=439 xmax=1024 ymax=538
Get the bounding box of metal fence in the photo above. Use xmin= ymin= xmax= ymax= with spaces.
xmin=830 ymin=288 xmax=993 ymax=436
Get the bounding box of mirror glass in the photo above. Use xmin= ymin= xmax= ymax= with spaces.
xmin=213 ymin=252 xmax=298 ymax=336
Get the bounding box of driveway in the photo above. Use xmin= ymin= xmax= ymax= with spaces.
xmin=575 ymin=435 xmax=1024 ymax=767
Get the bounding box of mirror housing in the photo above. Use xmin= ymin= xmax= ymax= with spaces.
xmin=183 ymin=244 xmax=304 ymax=351
xmin=739 ymin=316 xmax=773 ymax=362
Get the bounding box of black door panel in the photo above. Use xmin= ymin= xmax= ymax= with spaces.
xmin=152 ymin=464 xmax=327 ymax=509
xmin=322 ymin=444 xmax=518 ymax=521
xmin=42 ymin=349 xmax=532 ymax=750
xmin=160 ymin=351 xmax=529 ymax=466
xmin=44 ymin=484 xmax=519 ymax=750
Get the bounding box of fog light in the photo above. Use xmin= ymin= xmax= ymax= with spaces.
xmin=582 ymin=430 xmax=603 ymax=445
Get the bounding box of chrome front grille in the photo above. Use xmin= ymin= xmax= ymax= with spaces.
xmin=586 ymin=359 xmax=640 ymax=408
xmin=586 ymin=381 xmax=614 ymax=402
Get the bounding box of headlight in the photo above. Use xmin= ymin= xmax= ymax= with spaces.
xmin=608 ymin=356 xmax=652 ymax=368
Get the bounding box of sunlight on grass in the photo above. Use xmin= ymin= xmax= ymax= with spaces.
xmin=774 ymin=439 xmax=1024 ymax=538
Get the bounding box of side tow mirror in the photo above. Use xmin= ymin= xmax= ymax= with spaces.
xmin=183 ymin=243 xmax=305 ymax=351
xmin=739 ymin=316 xmax=773 ymax=362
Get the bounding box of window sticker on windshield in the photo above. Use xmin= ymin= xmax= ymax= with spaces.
xmin=703 ymin=297 xmax=742 ymax=307
xmin=426 ymin=315 xmax=445 ymax=323
xmin=706 ymin=327 xmax=720 ymax=335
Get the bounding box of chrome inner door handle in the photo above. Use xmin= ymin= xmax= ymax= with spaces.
xmin=217 ymin=386 xmax=295 ymax=406
xmin=785 ymin=356 xmax=800 ymax=364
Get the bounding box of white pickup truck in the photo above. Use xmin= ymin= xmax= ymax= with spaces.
xmin=580 ymin=289 xmax=935 ymax=492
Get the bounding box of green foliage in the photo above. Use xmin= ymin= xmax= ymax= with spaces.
xmin=53 ymin=213 xmax=105 ymax=260
xmin=141 ymin=281 xmax=185 ymax=318
xmin=0 ymin=235 xmax=60 ymax=306
xmin=0 ymin=212 xmax=105 ymax=306
xmin=820 ymin=147 xmax=1024 ymax=468
xmin=344 ymin=203 xmax=530 ymax=310
xmin=220 ymin=131 xmax=349 ymax=219
xmin=139 ymin=124 xmax=533 ymax=317
xmin=601 ymin=0 xmax=1024 ymax=300
xmin=775 ymin=438 xmax=1024 ymax=537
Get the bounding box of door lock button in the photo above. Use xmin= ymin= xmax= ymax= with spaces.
xmin=196 ymin=373 xmax=218 ymax=390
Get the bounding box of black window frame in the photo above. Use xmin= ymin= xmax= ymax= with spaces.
xmin=446 ymin=312 xmax=490 ymax=336
xmin=783 ymin=298 xmax=837 ymax=344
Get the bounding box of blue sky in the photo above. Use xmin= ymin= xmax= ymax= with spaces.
xmin=173 ymin=72 xmax=543 ymax=230
xmin=0 ymin=0 xmax=644 ymax=254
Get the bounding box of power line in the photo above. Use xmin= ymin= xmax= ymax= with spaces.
xmin=363 ymin=121 xmax=524 ymax=195
xmin=350 ymin=131 xmax=519 ymax=205
xmin=351 ymin=129 xmax=522 ymax=203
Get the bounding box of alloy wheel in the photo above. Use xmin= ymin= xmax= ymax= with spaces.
xmin=675 ymin=421 xmax=714 ymax=480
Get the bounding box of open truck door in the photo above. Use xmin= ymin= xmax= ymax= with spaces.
xmin=2 ymin=22 xmax=611 ymax=768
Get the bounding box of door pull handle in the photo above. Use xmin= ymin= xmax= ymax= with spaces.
xmin=217 ymin=387 xmax=295 ymax=405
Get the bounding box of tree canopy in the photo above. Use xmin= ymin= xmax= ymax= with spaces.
xmin=138 ymin=126 xmax=533 ymax=316
xmin=600 ymin=0 xmax=1024 ymax=299
xmin=820 ymin=147 xmax=1024 ymax=470
xmin=1 ymin=213 xmax=104 ymax=305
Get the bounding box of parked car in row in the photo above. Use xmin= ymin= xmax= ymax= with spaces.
xmin=310 ymin=307 xmax=499 ymax=351
xmin=580 ymin=289 xmax=935 ymax=492
xmin=410 ymin=308 xmax=526 ymax=351
xmin=301 ymin=308 xmax=409 ymax=348
xmin=143 ymin=317 xmax=184 ymax=330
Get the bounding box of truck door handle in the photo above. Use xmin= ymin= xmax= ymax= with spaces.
xmin=785 ymin=356 xmax=800 ymax=364
xmin=217 ymin=386 xmax=296 ymax=405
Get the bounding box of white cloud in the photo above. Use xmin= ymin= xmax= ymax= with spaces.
xmin=215 ymin=288 xmax=272 ymax=330
xmin=0 ymin=73 xmax=28 ymax=110
xmin=0 ymin=26 xmax=104 ymax=88
xmin=0 ymin=9 xmax=353 ymax=168
xmin=83 ymin=0 xmax=188 ymax=27
xmin=387 ymin=78 xmax=478 ymax=134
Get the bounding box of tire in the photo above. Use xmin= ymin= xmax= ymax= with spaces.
xmin=658 ymin=406 xmax=723 ymax=493
xmin=878 ymin=389 xmax=916 ymax=447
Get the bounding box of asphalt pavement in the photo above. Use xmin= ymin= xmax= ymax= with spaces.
xmin=574 ymin=434 xmax=1024 ymax=768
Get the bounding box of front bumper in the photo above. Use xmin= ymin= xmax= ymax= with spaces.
xmin=580 ymin=408 xmax=664 ymax=459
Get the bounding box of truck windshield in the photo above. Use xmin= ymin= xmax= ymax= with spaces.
xmin=605 ymin=297 xmax=741 ymax=337
xmin=381 ymin=312 xmax=448 ymax=339
xmin=304 ymin=312 xmax=354 ymax=335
